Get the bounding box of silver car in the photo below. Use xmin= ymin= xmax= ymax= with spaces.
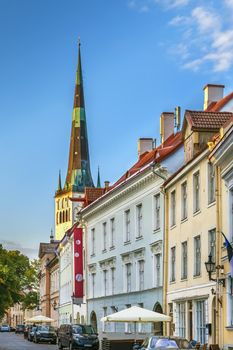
xmin=0 ymin=324 xmax=10 ymax=332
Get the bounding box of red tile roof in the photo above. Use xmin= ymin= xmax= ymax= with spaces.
xmin=185 ymin=110 xmax=233 ymax=131
xmin=207 ymin=92 xmax=233 ymax=112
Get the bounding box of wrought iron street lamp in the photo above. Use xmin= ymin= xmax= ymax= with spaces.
xmin=204 ymin=253 xmax=225 ymax=287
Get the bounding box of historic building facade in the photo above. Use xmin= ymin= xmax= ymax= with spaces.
xmin=81 ymin=115 xmax=183 ymax=340
xmin=209 ymin=117 xmax=233 ymax=350
xmin=163 ymin=84 xmax=233 ymax=346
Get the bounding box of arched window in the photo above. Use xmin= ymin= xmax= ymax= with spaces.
xmin=60 ymin=212 xmax=62 ymax=224
xmin=56 ymin=212 xmax=59 ymax=225
xmin=63 ymin=211 xmax=65 ymax=222
xmin=152 ymin=302 xmax=163 ymax=335
xmin=66 ymin=210 xmax=68 ymax=222
xmin=90 ymin=311 xmax=97 ymax=332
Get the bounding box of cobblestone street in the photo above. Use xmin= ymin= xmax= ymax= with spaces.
xmin=0 ymin=332 xmax=57 ymax=350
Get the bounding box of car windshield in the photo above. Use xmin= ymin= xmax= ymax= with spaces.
xmin=38 ymin=326 xmax=55 ymax=332
xmin=72 ymin=325 xmax=95 ymax=334
xmin=150 ymin=338 xmax=179 ymax=349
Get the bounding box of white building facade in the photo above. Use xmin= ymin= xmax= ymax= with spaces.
xmin=82 ymin=135 xmax=183 ymax=340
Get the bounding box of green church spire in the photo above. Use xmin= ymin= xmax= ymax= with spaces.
xmin=97 ymin=166 xmax=101 ymax=188
xmin=65 ymin=41 xmax=94 ymax=192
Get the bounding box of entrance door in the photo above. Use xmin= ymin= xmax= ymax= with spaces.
xmin=153 ymin=303 xmax=163 ymax=335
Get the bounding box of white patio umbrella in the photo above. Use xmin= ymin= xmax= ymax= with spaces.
xmin=101 ymin=306 xmax=171 ymax=323
xmin=101 ymin=305 xmax=171 ymax=343
xmin=25 ymin=315 xmax=54 ymax=323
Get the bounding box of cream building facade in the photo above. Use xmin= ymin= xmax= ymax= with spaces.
xmin=209 ymin=119 xmax=233 ymax=350
xmin=164 ymin=85 xmax=233 ymax=346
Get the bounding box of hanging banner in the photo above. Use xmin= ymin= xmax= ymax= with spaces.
xmin=73 ymin=227 xmax=83 ymax=304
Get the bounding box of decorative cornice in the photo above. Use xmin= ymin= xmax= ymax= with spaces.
xmin=82 ymin=168 xmax=161 ymax=219
xmin=99 ymin=257 xmax=116 ymax=270
xmin=150 ymin=240 xmax=163 ymax=254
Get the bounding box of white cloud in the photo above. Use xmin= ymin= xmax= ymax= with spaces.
xmin=225 ymin=0 xmax=233 ymax=8
xmin=0 ymin=239 xmax=38 ymax=260
xmin=167 ymin=3 xmax=233 ymax=73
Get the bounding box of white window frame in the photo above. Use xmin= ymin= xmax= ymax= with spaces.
xmin=136 ymin=204 xmax=143 ymax=238
xmin=110 ymin=267 xmax=115 ymax=295
xmin=181 ymin=241 xmax=188 ymax=280
xmin=125 ymin=263 xmax=132 ymax=292
xmin=103 ymin=222 xmax=107 ymax=251
xmin=110 ymin=218 xmax=115 ymax=249
xmin=154 ymin=254 xmax=161 ymax=287
xmin=138 ymin=260 xmax=145 ymax=291
xmin=208 ymin=228 xmax=216 ymax=264
xmin=194 ymin=235 xmax=201 ymax=276
xmin=170 ymin=190 xmax=176 ymax=227
xmin=170 ymin=246 xmax=176 ymax=282
xmin=103 ymin=270 xmax=108 ymax=296
xmin=227 ymin=276 xmax=233 ymax=327
xmin=91 ymin=228 xmax=95 ymax=256
xmin=193 ymin=171 xmax=200 ymax=213
xmin=125 ymin=210 xmax=131 ymax=242
xmin=208 ymin=162 xmax=216 ymax=204
xmin=181 ymin=181 xmax=188 ymax=220
xmin=177 ymin=302 xmax=186 ymax=337
xmin=154 ymin=194 xmax=160 ymax=230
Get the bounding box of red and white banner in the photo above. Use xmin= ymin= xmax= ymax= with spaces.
xmin=73 ymin=227 xmax=83 ymax=304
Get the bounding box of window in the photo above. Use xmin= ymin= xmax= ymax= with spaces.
xmin=208 ymin=163 xmax=216 ymax=204
xmin=181 ymin=241 xmax=188 ymax=280
xmin=227 ymin=277 xmax=233 ymax=326
xmin=111 ymin=307 xmax=116 ymax=332
xmin=154 ymin=194 xmax=160 ymax=230
xmin=177 ymin=303 xmax=186 ymax=337
xmin=91 ymin=228 xmax=95 ymax=256
xmin=103 ymin=222 xmax=107 ymax=251
xmin=181 ymin=182 xmax=188 ymax=220
xmin=193 ymin=171 xmax=200 ymax=213
xmin=196 ymin=300 xmax=206 ymax=344
xmin=110 ymin=218 xmax=115 ymax=248
xmin=103 ymin=307 xmax=107 ymax=332
xmin=125 ymin=210 xmax=131 ymax=242
xmin=110 ymin=268 xmax=115 ymax=295
xmin=138 ymin=260 xmax=144 ymax=291
xmin=194 ymin=236 xmax=201 ymax=276
xmin=126 ymin=263 xmax=131 ymax=292
xmin=170 ymin=190 xmax=176 ymax=227
xmin=136 ymin=204 xmax=143 ymax=238
xmin=154 ymin=254 xmax=161 ymax=287
xmin=91 ymin=273 xmax=95 ymax=298
xmin=103 ymin=270 xmax=108 ymax=296
xmin=125 ymin=304 xmax=131 ymax=333
xmin=208 ymin=228 xmax=216 ymax=265
xmin=138 ymin=303 xmax=144 ymax=333
xmin=230 ymin=189 xmax=233 ymax=242
xmin=170 ymin=247 xmax=176 ymax=282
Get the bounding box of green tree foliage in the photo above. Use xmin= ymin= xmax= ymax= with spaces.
xmin=0 ymin=245 xmax=39 ymax=318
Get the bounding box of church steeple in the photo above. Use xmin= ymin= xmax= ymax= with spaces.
xmin=65 ymin=41 xmax=94 ymax=192
xmin=97 ymin=166 xmax=101 ymax=188
xmin=57 ymin=170 xmax=62 ymax=192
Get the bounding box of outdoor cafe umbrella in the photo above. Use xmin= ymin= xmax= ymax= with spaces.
xmin=101 ymin=305 xmax=171 ymax=343
xmin=25 ymin=315 xmax=54 ymax=323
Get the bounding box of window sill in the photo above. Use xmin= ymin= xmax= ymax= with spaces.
xmin=136 ymin=236 xmax=143 ymax=241
xmin=193 ymin=210 xmax=201 ymax=217
xmin=225 ymin=326 xmax=233 ymax=331
xmin=193 ymin=274 xmax=201 ymax=278
xmin=153 ymin=227 xmax=160 ymax=233
xmin=102 ymin=249 xmax=107 ymax=253
xmin=90 ymin=253 xmax=95 ymax=258
xmin=110 ymin=246 xmax=115 ymax=251
xmin=207 ymin=200 xmax=216 ymax=208
xmin=170 ymin=224 xmax=176 ymax=230
xmin=181 ymin=217 xmax=188 ymax=224
xmin=124 ymin=240 xmax=131 ymax=245
xmin=170 ymin=280 xmax=176 ymax=284
xmin=181 ymin=277 xmax=188 ymax=281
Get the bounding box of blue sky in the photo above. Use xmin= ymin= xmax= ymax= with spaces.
xmin=0 ymin=0 xmax=233 ymax=258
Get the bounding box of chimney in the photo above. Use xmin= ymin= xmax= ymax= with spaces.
xmin=160 ymin=112 xmax=174 ymax=144
xmin=138 ymin=138 xmax=154 ymax=157
xmin=203 ymin=84 xmax=225 ymax=110
xmin=104 ymin=181 xmax=110 ymax=188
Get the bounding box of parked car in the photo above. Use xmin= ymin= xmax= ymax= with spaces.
xmin=15 ymin=324 xmax=25 ymax=334
xmin=28 ymin=326 xmax=37 ymax=341
xmin=33 ymin=325 xmax=57 ymax=344
xmin=0 ymin=324 xmax=10 ymax=332
xmin=57 ymin=324 xmax=99 ymax=350
xmin=133 ymin=336 xmax=190 ymax=350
